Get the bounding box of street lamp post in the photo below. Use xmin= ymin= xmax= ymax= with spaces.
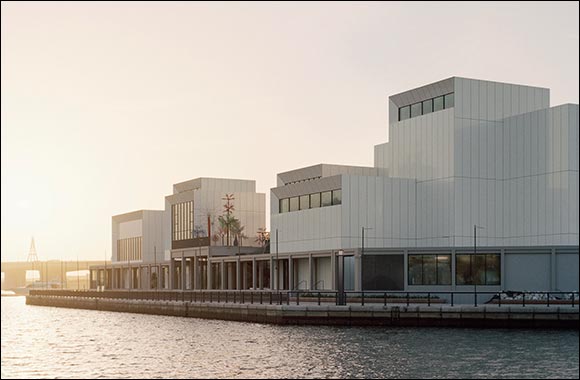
xmin=361 ymin=227 xmax=373 ymax=291
xmin=473 ymin=225 xmax=485 ymax=306
xmin=275 ymin=229 xmax=279 ymax=291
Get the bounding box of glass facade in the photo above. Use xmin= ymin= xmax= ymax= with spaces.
xmin=422 ymin=99 xmax=433 ymax=114
xmin=411 ymin=103 xmax=422 ymax=118
xmin=332 ymin=189 xmax=342 ymax=205
xmin=444 ymin=93 xmax=454 ymax=108
xmin=455 ymin=254 xmax=501 ymax=285
xmin=280 ymin=198 xmax=289 ymax=213
xmin=278 ymin=189 xmax=342 ymax=213
xmin=310 ymin=193 xmax=321 ymax=208
xmin=321 ymin=191 xmax=332 ymax=207
xmin=117 ymin=236 xmax=142 ymax=262
xmin=172 ymin=200 xmax=194 ymax=241
xmin=299 ymin=195 xmax=309 ymax=210
xmin=398 ymin=93 xmax=453 ymax=121
xmin=407 ymin=254 xmax=451 ymax=285
xmin=289 ymin=197 xmax=299 ymax=212
xmin=433 ymin=95 xmax=444 ymax=111
xmin=399 ymin=106 xmax=410 ymax=121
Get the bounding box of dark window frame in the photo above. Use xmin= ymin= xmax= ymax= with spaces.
xmin=455 ymin=253 xmax=501 ymax=286
xmin=407 ymin=254 xmax=452 ymax=286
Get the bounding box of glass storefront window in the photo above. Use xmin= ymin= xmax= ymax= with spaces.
xmin=473 ymin=255 xmax=486 ymax=285
xmin=321 ymin=191 xmax=332 ymax=207
xmin=436 ymin=255 xmax=451 ymax=285
xmin=456 ymin=254 xmax=501 ymax=285
xmin=422 ymin=255 xmax=437 ymax=285
xmin=408 ymin=255 xmax=422 ymax=285
xmin=486 ymin=254 xmax=500 ymax=285
xmin=456 ymin=255 xmax=472 ymax=285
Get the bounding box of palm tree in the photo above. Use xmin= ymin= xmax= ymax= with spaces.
xmin=218 ymin=214 xmax=239 ymax=246
xmin=230 ymin=219 xmax=245 ymax=247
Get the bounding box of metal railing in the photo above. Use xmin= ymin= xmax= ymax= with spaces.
xmin=28 ymin=289 xmax=579 ymax=308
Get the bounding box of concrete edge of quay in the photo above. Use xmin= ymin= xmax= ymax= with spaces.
xmin=25 ymin=295 xmax=580 ymax=329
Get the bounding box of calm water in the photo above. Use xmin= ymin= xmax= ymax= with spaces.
xmin=1 ymin=297 xmax=578 ymax=379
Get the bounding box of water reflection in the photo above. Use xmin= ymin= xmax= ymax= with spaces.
xmin=2 ymin=297 xmax=578 ymax=379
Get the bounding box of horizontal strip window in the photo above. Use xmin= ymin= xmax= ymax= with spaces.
xmin=408 ymin=254 xmax=451 ymax=285
xmin=398 ymin=92 xmax=454 ymax=121
xmin=455 ymin=254 xmax=500 ymax=285
xmin=279 ymin=189 xmax=341 ymax=213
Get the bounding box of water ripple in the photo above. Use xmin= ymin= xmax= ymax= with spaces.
xmin=2 ymin=297 xmax=578 ymax=379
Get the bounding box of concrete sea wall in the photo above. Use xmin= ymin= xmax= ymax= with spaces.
xmin=26 ymin=295 xmax=579 ymax=328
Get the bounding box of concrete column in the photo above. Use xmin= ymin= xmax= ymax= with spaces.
xmin=252 ymin=258 xmax=257 ymax=290
xmin=169 ymin=258 xmax=175 ymax=290
xmin=207 ymin=259 xmax=213 ymax=290
xmin=220 ymin=261 xmax=226 ymax=290
xmin=259 ymin=260 xmax=263 ymax=289
xmin=550 ymin=248 xmax=556 ymax=291
xmin=269 ymin=256 xmax=274 ymax=290
xmin=330 ymin=252 xmax=336 ymax=290
xmin=404 ymin=249 xmax=409 ymax=292
xmin=194 ymin=254 xmax=201 ymax=290
xmin=308 ymin=254 xmax=313 ymax=291
xmin=181 ymin=257 xmax=186 ymax=290
xmin=288 ymin=256 xmax=293 ymax=290
xmin=236 ymin=258 xmax=241 ymax=290
xmin=500 ymin=249 xmax=505 ymax=291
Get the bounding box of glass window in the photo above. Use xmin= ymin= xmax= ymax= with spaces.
xmin=310 ymin=193 xmax=321 ymax=208
xmin=486 ymin=254 xmax=500 ymax=285
xmin=399 ymin=106 xmax=410 ymax=121
xmin=408 ymin=255 xmax=422 ymax=285
xmin=422 ymin=99 xmax=433 ymax=114
xmin=321 ymin=191 xmax=332 ymax=207
xmin=444 ymin=93 xmax=454 ymax=108
xmin=422 ymin=255 xmax=437 ymax=285
xmin=436 ymin=255 xmax=451 ymax=285
xmin=280 ymin=198 xmax=289 ymax=213
xmin=299 ymin=195 xmax=309 ymax=210
xmin=456 ymin=255 xmax=471 ymax=285
xmin=433 ymin=96 xmax=444 ymax=112
xmin=473 ymin=255 xmax=486 ymax=285
xmin=332 ymin=189 xmax=342 ymax=205
xmin=411 ymin=103 xmax=422 ymax=118
xmin=289 ymin=197 xmax=299 ymax=212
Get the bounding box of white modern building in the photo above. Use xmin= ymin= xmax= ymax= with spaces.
xmin=92 ymin=177 xmax=267 ymax=291
xmin=107 ymin=209 xmax=166 ymax=289
xmin=164 ymin=177 xmax=267 ymax=290
xmin=271 ymin=77 xmax=579 ymax=295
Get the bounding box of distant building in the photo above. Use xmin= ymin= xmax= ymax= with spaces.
xmin=109 ymin=210 xmax=165 ymax=289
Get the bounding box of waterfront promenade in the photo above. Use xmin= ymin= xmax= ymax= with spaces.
xmin=26 ymin=290 xmax=579 ymax=328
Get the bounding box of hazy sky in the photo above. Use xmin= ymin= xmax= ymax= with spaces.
xmin=1 ymin=2 xmax=578 ymax=262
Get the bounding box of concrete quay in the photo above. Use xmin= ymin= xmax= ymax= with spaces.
xmin=26 ymin=295 xmax=579 ymax=328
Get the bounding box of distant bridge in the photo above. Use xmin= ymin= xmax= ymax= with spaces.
xmin=1 ymin=260 xmax=110 ymax=289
